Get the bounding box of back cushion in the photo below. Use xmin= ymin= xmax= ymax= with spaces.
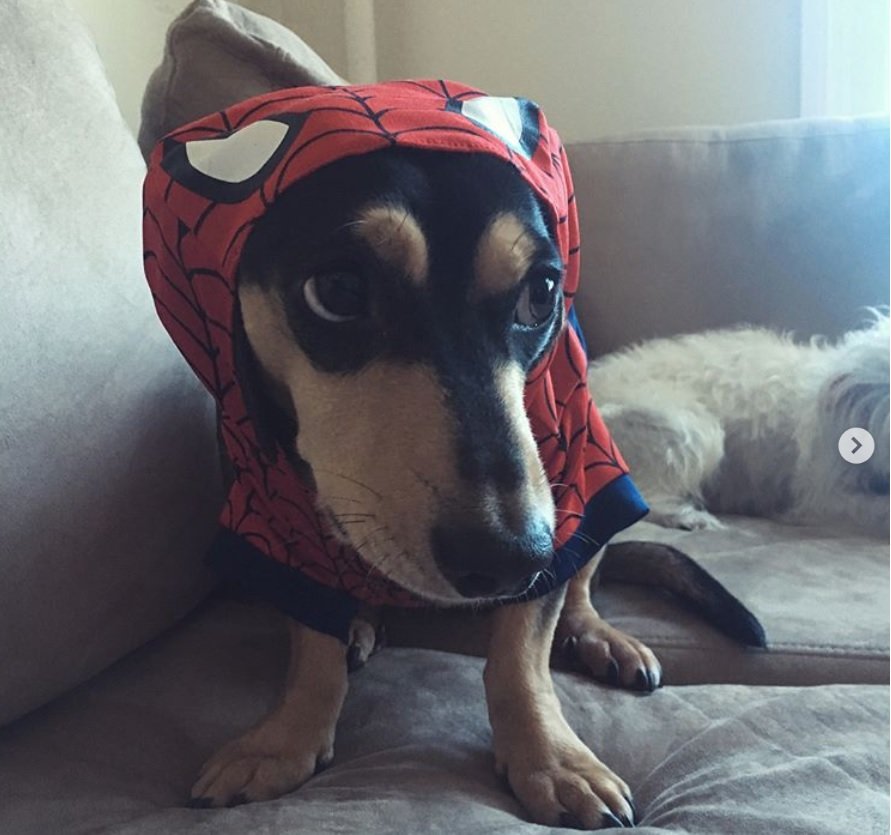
xmin=0 ymin=0 xmax=222 ymax=724
xmin=567 ymin=118 xmax=890 ymax=355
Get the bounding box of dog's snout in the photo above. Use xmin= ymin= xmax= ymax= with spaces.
xmin=432 ymin=520 xmax=554 ymax=599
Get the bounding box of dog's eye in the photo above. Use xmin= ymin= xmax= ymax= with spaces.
xmin=515 ymin=274 xmax=557 ymax=328
xmin=304 ymin=272 xmax=367 ymax=322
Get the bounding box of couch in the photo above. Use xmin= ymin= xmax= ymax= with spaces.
xmin=1 ymin=1 xmax=887 ymax=832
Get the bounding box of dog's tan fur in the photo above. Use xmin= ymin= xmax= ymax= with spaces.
xmin=473 ymin=212 xmax=537 ymax=298
xmin=202 ymin=201 xmax=654 ymax=829
xmin=485 ymin=587 xmax=634 ymax=828
xmin=240 ymin=284 xmax=462 ymax=600
xmin=356 ymin=204 xmax=428 ymax=285
xmin=486 ymin=362 xmax=555 ymax=530
xmin=192 ymin=619 xmax=349 ymax=804
xmin=240 ymin=285 xmax=559 ymax=605
xmin=558 ymin=556 xmax=662 ymax=690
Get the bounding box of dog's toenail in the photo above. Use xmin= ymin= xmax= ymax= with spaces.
xmin=562 ymin=635 xmax=578 ymax=659
xmin=606 ymin=659 xmax=620 ymax=685
xmin=559 ymin=811 xmax=584 ymax=828
xmin=226 ymin=792 xmax=248 ymax=808
xmin=347 ymin=644 xmax=365 ymax=672
xmin=601 ymin=810 xmax=626 ymax=828
xmin=624 ymin=794 xmax=638 ymax=821
xmin=187 ymin=796 xmax=213 ymax=809
xmin=634 ymin=669 xmax=649 ymax=690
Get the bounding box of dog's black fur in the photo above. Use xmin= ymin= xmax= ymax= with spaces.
xmin=239 ymin=148 xmax=562 ymax=467
xmin=239 ymin=148 xmax=565 ymax=596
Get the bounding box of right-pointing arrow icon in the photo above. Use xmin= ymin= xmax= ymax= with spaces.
xmin=839 ymin=428 xmax=874 ymax=464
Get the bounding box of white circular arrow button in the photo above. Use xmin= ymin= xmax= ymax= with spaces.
xmin=838 ymin=428 xmax=875 ymax=464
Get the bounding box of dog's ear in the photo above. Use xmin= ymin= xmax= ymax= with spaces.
xmin=232 ymin=302 xmax=297 ymax=459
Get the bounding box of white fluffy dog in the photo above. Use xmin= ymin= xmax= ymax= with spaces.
xmin=588 ymin=312 xmax=889 ymax=536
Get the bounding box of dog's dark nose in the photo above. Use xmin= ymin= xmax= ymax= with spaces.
xmin=432 ymin=520 xmax=554 ymax=599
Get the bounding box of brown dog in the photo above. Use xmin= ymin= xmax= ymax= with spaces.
xmin=192 ymin=147 xmax=647 ymax=828
xmin=144 ymin=85 xmax=762 ymax=830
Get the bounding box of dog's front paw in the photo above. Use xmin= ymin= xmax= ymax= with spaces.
xmin=558 ymin=613 xmax=662 ymax=692
xmin=189 ymin=719 xmax=332 ymax=808
xmin=499 ymin=736 xmax=635 ymax=829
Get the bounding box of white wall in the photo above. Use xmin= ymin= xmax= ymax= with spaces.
xmin=70 ymin=0 xmax=192 ymax=133
xmin=70 ymin=0 xmax=887 ymax=143
xmin=371 ymin=0 xmax=803 ymax=142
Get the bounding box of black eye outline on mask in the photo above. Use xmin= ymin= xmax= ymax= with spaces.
xmin=514 ymin=270 xmax=560 ymax=328
xmin=303 ymin=270 xmax=369 ymax=323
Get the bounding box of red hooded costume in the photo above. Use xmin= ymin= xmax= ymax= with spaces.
xmin=142 ymin=80 xmax=647 ymax=642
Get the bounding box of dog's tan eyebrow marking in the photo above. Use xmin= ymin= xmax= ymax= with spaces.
xmin=354 ymin=204 xmax=428 ymax=285
xmin=473 ymin=212 xmax=537 ymax=299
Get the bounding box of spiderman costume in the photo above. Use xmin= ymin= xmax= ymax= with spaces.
xmin=142 ymin=80 xmax=648 ymax=642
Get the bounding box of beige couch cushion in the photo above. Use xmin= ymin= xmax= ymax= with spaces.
xmin=137 ymin=0 xmax=889 ymax=688
xmin=0 ymin=0 xmax=222 ymax=725
xmin=0 ymin=598 xmax=886 ymax=834
xmin=602 ymin=519 xmax=889 ymax=685
xmin=137 ymin=0 xmax=343 ymax=158
xmin=385 ymin=518 xmax=888 ymax=686
xmin=567 ymin=117 xmax=890 ymax=356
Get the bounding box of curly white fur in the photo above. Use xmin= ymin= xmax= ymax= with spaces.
xmin=587 ymin=312 xmax=889 ymax=536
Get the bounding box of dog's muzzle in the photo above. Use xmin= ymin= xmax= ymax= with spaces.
xmin=431 ymin=520 xmax=554 ymax=599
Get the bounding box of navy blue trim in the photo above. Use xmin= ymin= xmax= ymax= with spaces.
xmin=207 ymin=475 xmax=646 ymax=635
xmin=207 ymin=529 xmax=359 ymax=644
xmin=518 ymin=474 xmax=649 ymax=601
xmin=566 ymin=305 xmax=588 ymax=355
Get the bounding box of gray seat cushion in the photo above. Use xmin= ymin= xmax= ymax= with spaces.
xmin=568 ymin=116 xmax=890 ymax=357
xmin=0 ymin=597 xmax=886 ymax=834
xmin=0 ymin=0 xmax=222 ymax=725
xmin=386 ymin=517 xmax=889 ymax=687
xmin=602 ymin=519 xmax=889 ymax=686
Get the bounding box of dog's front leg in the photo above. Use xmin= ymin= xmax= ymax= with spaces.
xmin=484 ymin=589 xmax=635 ymax=829
xmin=190 ymin=618 xmax=349 ymax=808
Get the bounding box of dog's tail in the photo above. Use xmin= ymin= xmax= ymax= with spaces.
xmin=598 ymin=542 xmax=767 ymax=648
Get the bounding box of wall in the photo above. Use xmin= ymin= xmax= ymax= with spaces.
xmin=69 ymin=0 xmax=886 ymax=143
xmin=371 ymin=0 xmax=803 ymax=142
xmin=69 ymin=0 xmax=192 ymax=133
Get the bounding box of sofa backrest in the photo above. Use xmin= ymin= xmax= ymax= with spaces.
xmin=567 ymin=118 xmax=890 ymax=355
xmin=0 ymin=0 xmax=222 ymax=725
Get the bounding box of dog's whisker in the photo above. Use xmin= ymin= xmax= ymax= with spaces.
xmin=354 ymin=528 xmax=401 ymax=598
xmin=315 ymin=469 xmax=384 ymax=500
xmin=351 ymin=526 xmax=389 ymax=554
xmin=321 ymin=495 xmax=364 ymax=505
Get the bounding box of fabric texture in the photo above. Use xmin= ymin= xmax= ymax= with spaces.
xmin=0 ymin=597 xmax=886 ymax=835
xmin=385 ymin=516 xmax=889 ymax=686
xmin=567 ymin=117 xmax=891 ymax=357
xmin=138 ymin=0 xmax=345 ymax=159
xmin=0 ymin=0 xmax=222 ymax=726
xmin=143 ymin=82 xmax=647 ymax=641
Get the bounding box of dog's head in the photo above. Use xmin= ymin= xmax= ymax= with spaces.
xmin=236 ymin=148 xmax=564 ymax=603
xmin=822 ymin=311 xmax=891 ymax=497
